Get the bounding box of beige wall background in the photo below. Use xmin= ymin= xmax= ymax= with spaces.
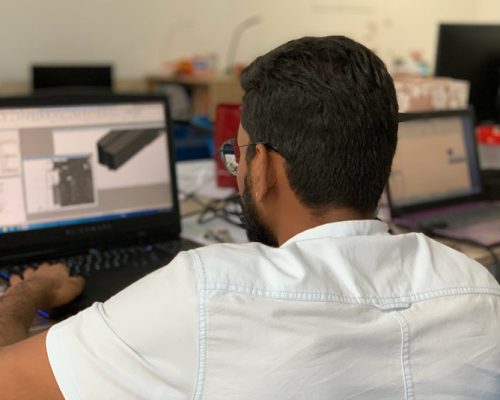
xmin=0 ymin=0 xmax=498 ymax=86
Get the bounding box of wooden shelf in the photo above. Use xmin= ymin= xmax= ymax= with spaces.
xmin=146 ymin=74 xmax=243 ymax=120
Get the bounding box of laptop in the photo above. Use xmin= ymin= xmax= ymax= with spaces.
xmin=0 ymin=95 xmax=199 ymax=318
xmin=387 ymin=108 xmax=500 ymax=247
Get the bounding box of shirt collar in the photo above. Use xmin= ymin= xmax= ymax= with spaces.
xmin=281 ymin=219 xmax=389 ymax=247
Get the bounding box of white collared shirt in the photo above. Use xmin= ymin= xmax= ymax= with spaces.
xmin=47 ymin=220 xmax=500 ymax=399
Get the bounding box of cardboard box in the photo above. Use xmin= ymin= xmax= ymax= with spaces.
xmin=395 ymin=77 xmax=469 ymax=113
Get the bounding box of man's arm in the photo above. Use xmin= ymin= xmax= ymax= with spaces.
xmin=0 ymin=264 xmax=85 ymax=399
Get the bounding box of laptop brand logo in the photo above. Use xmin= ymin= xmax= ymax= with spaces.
xmin=65 ymin=223 xmax=113 ymax=236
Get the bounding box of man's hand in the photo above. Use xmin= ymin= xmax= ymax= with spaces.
xmin=8 ymin=263 xmax=85 ymax=310
xmin=0 ymin=264 xmax=85 ymax=399
xmin=0 ymin=263 xmax=85 ymax=347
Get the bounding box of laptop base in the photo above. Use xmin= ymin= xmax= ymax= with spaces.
xmin=1 ymin=237 xmax=200 ymax=320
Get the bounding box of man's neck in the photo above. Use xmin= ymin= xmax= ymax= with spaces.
xmin=274 ymin=205 xmax=374 ymax=246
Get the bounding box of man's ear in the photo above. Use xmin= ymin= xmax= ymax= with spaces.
xmin=252 ymin=144 xmax=278 ymax=202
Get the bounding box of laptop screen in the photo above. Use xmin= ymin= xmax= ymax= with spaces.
xmin=388 ymin=110 xmax=482 ymax=211
xmin=0 ymin=100 xmax=173 ymax=236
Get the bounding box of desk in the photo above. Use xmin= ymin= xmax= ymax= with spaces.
xmin=146 ymin=74 xmax=244 ymax=120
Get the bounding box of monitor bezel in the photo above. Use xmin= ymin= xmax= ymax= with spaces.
xmin=0 ymin=94 xmax=181 ymax=260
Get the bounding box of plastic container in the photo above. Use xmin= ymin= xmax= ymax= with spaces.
xmin=213 ymin=104 xmax=240 ymax=188
xmin=476 ymin=124 xmax=500 ymax=170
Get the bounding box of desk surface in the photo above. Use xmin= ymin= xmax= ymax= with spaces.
xmin=2 ymin=159 xmax=497 ymax=332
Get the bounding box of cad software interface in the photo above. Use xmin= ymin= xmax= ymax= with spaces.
xmin=389 ymin=115 xmax=481 ymax=209
xmin=0 ymin=102 xmax=172 ymax=234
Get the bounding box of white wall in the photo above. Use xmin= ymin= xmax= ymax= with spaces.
xmin=0 ymin=0 xmax=499 ymax=83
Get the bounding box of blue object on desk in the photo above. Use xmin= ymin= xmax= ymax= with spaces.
xmin=173 ymin=118 xmax=214 ymax=161
xmin=0 ymin=270 xmax=10 ymax=281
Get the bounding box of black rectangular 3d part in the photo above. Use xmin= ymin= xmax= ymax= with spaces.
xmin=97 ymin=129 xmax=161 ymax=170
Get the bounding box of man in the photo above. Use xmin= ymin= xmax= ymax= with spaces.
xmin=1 ymin=36 xmax=499 ymax=399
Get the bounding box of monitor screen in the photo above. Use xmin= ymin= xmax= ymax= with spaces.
xmin=32 ymin=65 xmax=113 ymax=92
xmin=388 ymin=113 xmax=481 ymax=209
xmin=435 ymin=24 xmax=500 ymax=123
xmin=0 ymin=102 xmax=173 ymax=235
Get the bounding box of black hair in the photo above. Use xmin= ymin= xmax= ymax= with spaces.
xmin=239 ymin=36 xmax=398 ymax=214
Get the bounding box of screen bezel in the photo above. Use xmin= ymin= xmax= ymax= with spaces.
xmin=387 ymin=108 xmax=484 ymax=217
xmin=0 ymin=94 xmax=181 ymax=260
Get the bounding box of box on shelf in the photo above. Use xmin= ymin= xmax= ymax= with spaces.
xmin=395 ymin=76 xmax=469 ymax=113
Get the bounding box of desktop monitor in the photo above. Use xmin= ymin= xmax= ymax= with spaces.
xmin=435 ymin=24 xmax=500 ymax=124
xmin=32 ymin=65 xmax=113 ymax=93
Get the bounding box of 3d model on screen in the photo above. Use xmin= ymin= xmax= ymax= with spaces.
xmin=97 ymin=129 xmax=161 ymax=170
xmin=52 ymin=156 xmax=94 ymax=207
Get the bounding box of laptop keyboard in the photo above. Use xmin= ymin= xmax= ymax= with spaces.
xmin=419 ymin=204 xmax=500 ymax=230
xmin=0 ymin=240 xmax=186 ymax=279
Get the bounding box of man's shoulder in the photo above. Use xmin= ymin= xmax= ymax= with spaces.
xmin=186 ymin=241 xmax=275 ymax=276
xmin=189 ymin=241 xmax=269 ymax=260
xmin=414 ymin=233 xmax=495 ymax=273
xmin=182 ymin=233 xmax=500 ymax=301
xmin=186 ymin=241 xmax=313 ymax=293
xmin=394 ymin=232 xmax=500 ymax=293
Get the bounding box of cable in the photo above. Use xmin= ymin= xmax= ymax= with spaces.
xmin=197 ymin=193 xmax=242 ymax=227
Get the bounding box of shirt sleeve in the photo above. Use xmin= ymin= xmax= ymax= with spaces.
xmin=46 ymin=251 xmax=199 ymax=400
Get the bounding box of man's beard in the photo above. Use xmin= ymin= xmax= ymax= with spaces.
xmin=239 ymin=174 xmax=279 ymax=247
